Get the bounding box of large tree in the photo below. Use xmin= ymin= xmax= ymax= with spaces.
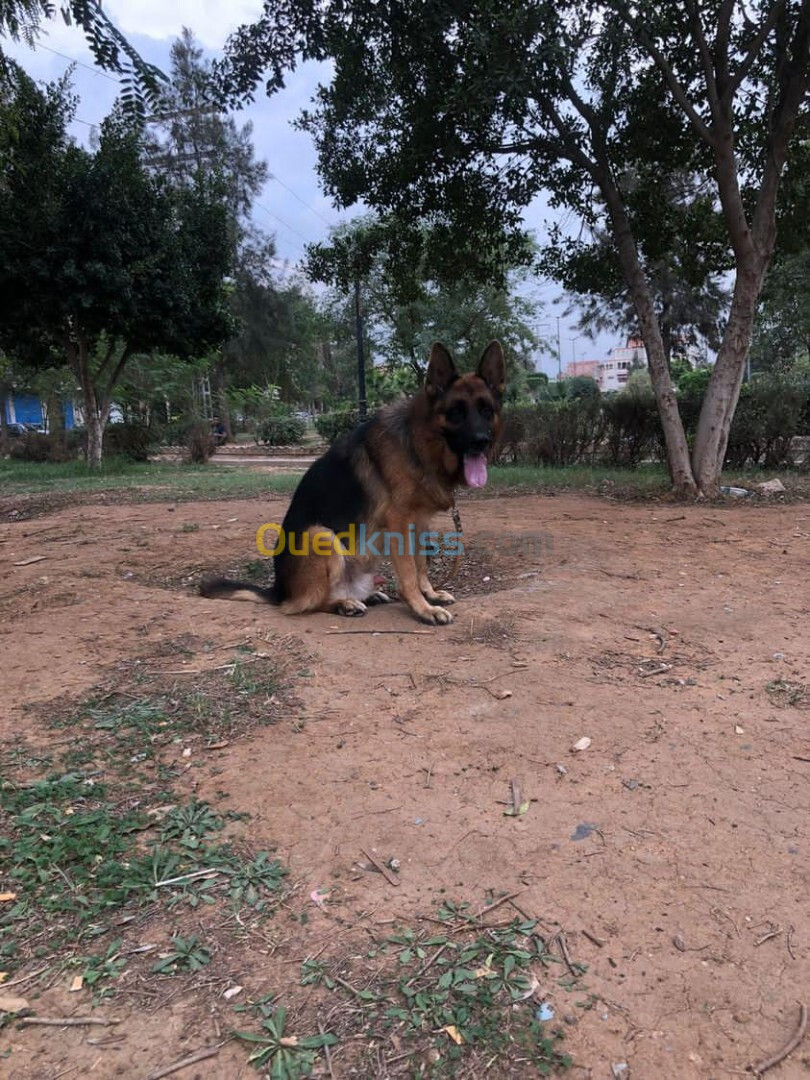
xmin=0 ymin=66 xmax=233 ymax=465
xmin=307 ymin=216 xmax=544 ymax=402
xmin=217 ymin=0 xmax=810 ymax=496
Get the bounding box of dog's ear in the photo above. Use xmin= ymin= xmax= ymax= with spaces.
xmin=425 ymin=343 xmax=458 ymax=398
xmin=477 ymin=341 xmax=506 ymax=397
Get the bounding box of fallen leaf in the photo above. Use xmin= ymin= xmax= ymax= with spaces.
xmin=571 ymin=736 xmax=592 ymax=752
xmin=279 ymin=1036 xmax=300 ymax=1048
xmin=0 ymin=993 xmax=30 ymax=1014
xmin=442 ymin=1024 xmax=464 ymax=1045
xmin=13 ymin=555 xmax=47 ymax=566
xmin=734 ymin=725 xmax=745 ymax=735
xmin=491 ymin=688 xmax=512 ymax=700
xmin=0 ymin=973 xmax=8 ymax=984
xmin=0 ymin=893 xmax=17 ymax=903
xmin=504 ymin=801 xmax=531 ymax=817
xmin=181 ymin=747 xmax=192 ymax=759
xmin=223 ymin=985 xmax=243 ymax=1001
xmin=69 ymin=975 xmax=84 ymax=992
xmin=310 ymin=888 xmax=329 ymax=909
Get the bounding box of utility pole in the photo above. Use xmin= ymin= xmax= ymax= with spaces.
xmin=354 ymin=278 xmax=367 ymax=420
xmin=556 ymin=317 xmax=562 ymax=381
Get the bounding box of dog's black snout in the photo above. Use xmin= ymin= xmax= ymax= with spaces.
xmin=470 ymin=433 xmax=491 ymax=452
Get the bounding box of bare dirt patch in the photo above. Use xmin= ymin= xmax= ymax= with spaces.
xmin=1 ymin=492 xmax=808 ymax=1078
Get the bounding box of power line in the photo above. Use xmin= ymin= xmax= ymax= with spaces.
xmin=269 ymin=173 xmax=334 ymax=228
xmin=34 ymin=41 xmax=122 ymax=83
xmin=254 ymin=201 xmax=314 ymax=246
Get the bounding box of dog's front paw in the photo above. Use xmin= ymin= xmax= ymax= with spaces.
xmin=419 ymin=605 xmax=454 ymax=626
xmin=336 ymin=599 xmax=367 ymax=617
xmin=429 ymin=589 xmax=455 ymax=605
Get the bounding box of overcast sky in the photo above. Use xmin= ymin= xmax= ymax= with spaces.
xmin=5 ymin=1 xmax=622 ymax=376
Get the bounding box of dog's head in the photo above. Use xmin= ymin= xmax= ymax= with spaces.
xmin=424 ymin=341 xmax=506 ymax=488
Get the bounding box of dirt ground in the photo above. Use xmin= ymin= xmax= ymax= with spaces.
xmin=1 ymin=488 xmax=808 ymax=1079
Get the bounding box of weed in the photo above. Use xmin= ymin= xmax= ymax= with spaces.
xmin=234 ymin=1003 xmax=337 ymax=1078
xmin=160 ymin=800 xmax=224 ymax=849
xmin=152 ymin=934 xmax=211 ymax=974
xmin=225 ymin=852 xmax=288 ymax=911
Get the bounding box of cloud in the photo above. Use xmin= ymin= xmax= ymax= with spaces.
xmin=105 ymin=0 xmax=264 ymax=50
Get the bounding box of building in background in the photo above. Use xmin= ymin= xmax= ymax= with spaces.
xmin=598 ymin=337 xmax=648 ymax=392
xmin=2 ymin=391 xmax=76 ymax=431
xmin=561 ymin=359 xmax=601 ymax=381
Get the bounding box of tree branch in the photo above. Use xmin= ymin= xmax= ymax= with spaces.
xmin=610 ymin=0 xmax=715 ymax=145
xmin=684 ymin=0 xmax=722 ymax=114
xmin=729 ymin=0 xmax=788 ymax=96
xmin=101 ymin=343 xmax=134 ymax=411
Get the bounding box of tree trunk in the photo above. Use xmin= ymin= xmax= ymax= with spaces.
xmin=692 ymin=266 xmax=763 ymax=495
xmin=213 ymin=357 xmax=232 ymax=440
xmin=47 ymin=391 xmax=65 ymax=436
xmin=85 ymin=408 xmax=105 ymax=468
xmin=602 ymin=186 xmax=697 ymax=495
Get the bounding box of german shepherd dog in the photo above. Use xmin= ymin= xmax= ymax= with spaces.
xmin=201 ymin=341 xmax=505 ymax=625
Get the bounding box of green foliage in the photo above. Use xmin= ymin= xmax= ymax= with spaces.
xmin=725 ymin=373 xmax=808 ymax=467
xmin=234 ymin=1003 xmax=338 ymax=1078
xmin=152 ymin=934 xmax=211 ymax=975
xmin=257 ymin=414 xmax=306 ymax=445
xmin=103 ymin=422 xmax=160 ymax=462
xmin=314 ymin=409 xmax=360 ymax=444
xmin=602 ymin=380 xmax=661 ymax=466
xmin=0 ymin=4 xmax=165 ymax=118
xmin=184 ymin=422 xmax=216 ymax=464
xmin=501 ymin=371 xmax=809 ymax=468
xmin=0 ymin=67 xmax=234 ymax=466
xmin=7 ymin=430 xmax=82 ymax=463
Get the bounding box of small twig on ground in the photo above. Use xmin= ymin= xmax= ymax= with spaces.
xmin=474 ymin=890 xmax=524 ymax=922
xmin=639 ymin=663 xmax=672 ymax=679
xmin=405 ymin=943 xmax=450 ymax=988
xmin=146 ymin=1044 xmax=224 ymax=1080
xmin=582 ymin=929 xmax=606 ymax=948
xmin=509 ymin=778 xmax=521 ymax=817
xmin=786 ymin=926 xmax=796 ymax=960
xmin=154 ymin=868 xmax=220 ymax=889
xmin=360 ymin=848 xmax=401 ymax=887
xmin=325 ymin=629 xmax=433 ymax=636
xmin=554 ymin=932 xmax=577 ymax=976
xmin=750 ymin=1003 xmax=807 ymax=1076
xmin=0 ymin=965 xmax=51 ymax=988
xmin=754 ymin=925 xmax=782 ymax=947
xmin=151 ymin=656 xmax=267 ymax=676
xmin=318 ymin=1018 xmax=336 ymax=1080
xmin=17 ymin=1016 xmax=121 ymax=1028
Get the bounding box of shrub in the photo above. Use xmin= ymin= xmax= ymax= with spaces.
xmin=8 ymin=431 xmax=82 ymax=463
xmin=497 ymin=397 xmax=603 ymax=466
xmin=602 ymin=383 xmax=662 ymax=466
xmin=184 ymin=421 xmax=216 ymax=464
xmin=725 ymin=373 xmax=808 ymax=467
xmin=314 ymin=409 xmax=361 ymax=444
xmin=103 ymin=421 xmax=159 ymax=462
xmin=256 ymin=414 xmax=306 ymax=445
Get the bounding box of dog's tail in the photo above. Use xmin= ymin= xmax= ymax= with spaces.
xmin=200 ymin=577 xmax=279 ymax=605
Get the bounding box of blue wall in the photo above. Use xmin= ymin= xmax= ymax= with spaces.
xmin=3 ymin=393 xmax=75 ymax=430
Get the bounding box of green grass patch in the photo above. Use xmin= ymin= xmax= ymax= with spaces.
xmin=279 ymin=899 xmax=575 ymax=1077
xmin=0 ymin=458 xmax=303 ymax=500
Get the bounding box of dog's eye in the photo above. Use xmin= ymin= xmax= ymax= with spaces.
xmin=445 ymin=402 xmax=467 ymax=423
xmin=478 ymin=400 xmax=494 ymax=420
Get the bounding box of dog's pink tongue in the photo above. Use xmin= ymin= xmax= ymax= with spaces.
xmin=463 ymin=453 xmax=488 ymax=488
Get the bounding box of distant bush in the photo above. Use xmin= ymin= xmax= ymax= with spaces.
xmin=602 ymin=382 xmax=661 ymax=466
xmin=184 ymin=422 xmax=216 ymax=464
xmin=256 ymin=414 xmax=306 ymax=445
xmin=725 ymin=373 xmax=808 ymax=467
xmin=314 ymin=409 xmax=360 ymax=444
xmin=103 ymin=421 xmax=160 ymax=462
xmin=498 ymin=397 xmax=603 ymax=466
xmin=7 ymin=431 xmax=82 ymax=463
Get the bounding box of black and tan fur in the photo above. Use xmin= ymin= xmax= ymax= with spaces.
xmin=201 ymin=341 xmax=505 ymax=625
